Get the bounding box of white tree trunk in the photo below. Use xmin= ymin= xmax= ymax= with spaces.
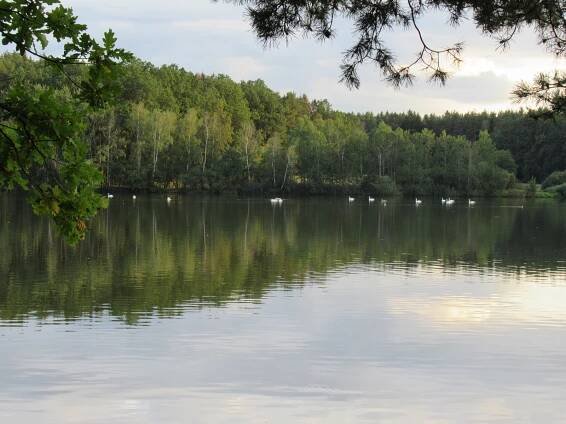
xmin=202 ymin=120 xmax=209 ymax=176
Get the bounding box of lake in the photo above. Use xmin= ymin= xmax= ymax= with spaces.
xmin=1 ymin=194 xmax=566 ymax=423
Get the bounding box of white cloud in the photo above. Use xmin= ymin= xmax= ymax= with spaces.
xmin=307 ymin=71 xmax=517 ymax=114
xmin=457 ymin=55 xmax=566 ymax=82
xmin=222 ymin=56 xmax=269 ymax=81
xmin=172 ymin=19 xmax=249 ymax=33
xmin=32 ymin=0 xmax=566 ymax=113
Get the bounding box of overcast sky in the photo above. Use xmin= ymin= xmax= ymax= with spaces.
xmin=58 ymin=1 xmax=566 ymax=114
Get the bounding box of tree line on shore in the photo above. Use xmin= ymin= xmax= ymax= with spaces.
xmin=2 ymin=53 xmax=565 ymax=197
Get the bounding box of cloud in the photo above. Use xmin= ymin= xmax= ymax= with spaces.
xmin=17 ymin=0 xmax=563 ymax=114
xmin=172 ymin=19 xmax=249 ymax=33
xmin=415 ymin=71 xmax=515 ymax=104
xmin=307 ymin=71 xmax=516 ymax=114
xmin=222 ymin=56 xmax=269 ymax=81
xmin=456 ymin=55 xmax=566 ymax=83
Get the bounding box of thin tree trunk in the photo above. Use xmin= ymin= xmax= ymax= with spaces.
xmin=202 ymin=119 xmax=209 ymax=176
xmin=271 ymin=141 xmax=276 ymax=186
xmin=245 ymin=140 xmax=251 ymax=183
xmin=106 ymin=114 xmax=113 ymax=188
xmin=107 ymin=143 xmax=110 ymax=187
xmin=281 ymin=152 xmax=291 ymax=190
xmin=340 ymin=149 xmax=345 ymax=182
xmin=152 ymin=126 xmax=159 ymax=182
xmin=135 ymin=109 xmax=141 ymax=175
xmin=185 ymin=136 xmax=191 ymax=172
xmin=467 ymin=143 xmax=472 ymax=191
xmin=316 ymin=146 xmax=320 ymax=182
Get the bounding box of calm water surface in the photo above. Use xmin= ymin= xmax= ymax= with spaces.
xmin=1 ymin=194 xmax=566 ymax=423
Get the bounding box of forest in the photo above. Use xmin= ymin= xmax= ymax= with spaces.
xmin=2 ymin=53 xmax=565 ymax=198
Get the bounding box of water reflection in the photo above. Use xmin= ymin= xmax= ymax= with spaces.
xmin=2 ymin=272 xmax=566 ymax=423
xmin=1 ymin=194 xmax=566 ymax=323
xmin=2 ymin=194 xmax=566 ymax=422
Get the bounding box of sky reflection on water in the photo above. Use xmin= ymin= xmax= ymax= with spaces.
xmin=1 ymin=195 xmax=566 ymax=422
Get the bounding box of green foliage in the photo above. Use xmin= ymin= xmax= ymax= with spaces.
xmin=539 ymin=182 xmax=566 ymax=199
xmin=0 ymin=1 xmax=131 ymax=244
xmin=3 ymin=53 xmax=520 ymax=202
xmin=0 ymin=82 xmax=109 ymax=244
xmin=542 ymin=170 xmax=566 ymax=189
xmin=535 ymin=190 xmax=557 ymax=199
xmin=362 ymin=176 xmax=399 ymax=197
xmin=527 ymin=177 xmax=538 ymax=198
xmin=544 ymin=182 xmax=566 ymax=199
xmin=495 ymin=150 xmax=517 ymax=174
xmin=364 ymin=110 xmax=566 ymax=183
xmin=553 ymin=184 xmax=566 ymax=199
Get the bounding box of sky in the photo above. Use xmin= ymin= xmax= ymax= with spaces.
xmin=52 ymin=1 xmax=566 ymax=114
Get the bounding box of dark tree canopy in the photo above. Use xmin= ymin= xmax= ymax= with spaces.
xmin=227 ymin=0 xmax=566 ymax=112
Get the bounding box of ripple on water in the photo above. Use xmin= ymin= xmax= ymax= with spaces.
xmin=2 ymin=196 xmax=566 ymax=422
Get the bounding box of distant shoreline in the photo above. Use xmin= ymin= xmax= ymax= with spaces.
xmin=98 ymin=183 xmax=557 ymax=200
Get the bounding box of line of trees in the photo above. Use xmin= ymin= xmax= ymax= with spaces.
xmin=3 ymin=53 xmax=565 ymax=196
xmin=364 ymin=110 xmax=566 ymax=183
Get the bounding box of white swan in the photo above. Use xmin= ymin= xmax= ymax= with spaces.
xmin=270 ymin=197 xmax=283 ymax=204
xmin=380 ymin=199 xmax=388 ymax=206
xmin=368 ymin=196 xmax=375 ymax=203
xmin=446 ymin=198 xmax=455 ymax=206
xmin=348 ymin=196 xmax=355 ymax=202
xmin=468 ymin=199 xmax=476 ymax=206
xmin=132 ymin=195 xmax=136 ymax=200
xmin=441 ymin=197 xmax=446 ymax=204
xmin=415 ymin=198 xmax=422 ymax=206
xmin=107 ymin=193 xmax=114 ymax=199
xmin=166 ymin=196 xmax=172 ymax=202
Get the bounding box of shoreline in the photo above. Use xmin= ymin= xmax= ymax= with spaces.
xmin=97 ymin=184 xmax=557 ymax=200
